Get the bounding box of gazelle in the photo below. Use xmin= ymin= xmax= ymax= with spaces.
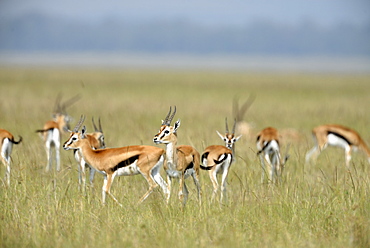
xmin=256 ymin=127 xmax=289 ymax=184
xmin=305 ymin=124 xmax=370 ymax=168
xmin=0 ymin=129 xmax=22 ymax=186
xmin=233 ymin=94 xmax=255 ymax=138
xmin=63 ymin=116 xmax=169 ymax=207
xmin=36 ymin=95 xmax=79 ymax=172
xmin=73 ymin=117 xmax=105 ymax=190
xmin=153 ymin=106 xmax=202 ymax=205
xmin=200 ymin=118 xmax=241 ymax=202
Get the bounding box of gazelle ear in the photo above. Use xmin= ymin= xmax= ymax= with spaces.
xmin=81 ymin=126 xmax=87 ymax=138
xmin=235 ymin=135 xmax=242 ymax=141
xmin=216 ymin=131 xmax=225 ymax=140
xmin=174 ymin=119 xmax=181 ymax=132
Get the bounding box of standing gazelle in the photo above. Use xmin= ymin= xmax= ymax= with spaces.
xmin=36 ymin=95 xmax=79 ymax=172
xmin=201 ymin=118 xmax=241 ymax=203
xmin=73 ymin=117 xmax=106 ymax=190
xmin=0 ymin=129 xmax=22 ymax=186
xmin=305 ymin=124 xmax=370 ymax=168
xmin=256 ymin=127 xmax=289 ymax=184
xmin=153 ymin=106 xmax=202 ymax=205
xmin=63 ymin=116 xmax=169 ymax=207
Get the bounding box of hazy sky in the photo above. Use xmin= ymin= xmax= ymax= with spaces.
xmin=1 ymin=0 xmax=369 ymax=27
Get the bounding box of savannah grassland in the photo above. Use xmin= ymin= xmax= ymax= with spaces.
xmin=0 ymin=67 xmax=369 ymax=248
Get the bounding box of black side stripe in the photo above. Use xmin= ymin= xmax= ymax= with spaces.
xmin=327 ymin=131 xmax=352 ymax=145
xmin=111 ymin=155 xmax=140 ymax=172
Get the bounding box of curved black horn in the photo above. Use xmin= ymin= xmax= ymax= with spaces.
xmin=225 ymin=118 xmax=229 ymax=134
xmin=168 ymin=106 xmax=177 ymax=125
xmin=232 ymin=118 xmax=237 ymax=134
xmin=92 ymin=117 xmax=99 ymax=132
xmin=73 ymin=115 xmax=85 ymax=132
xmin=163 ymin=106 xmax=172 ymax=126
xmin=98 ymin=118 xmax=103 ymax=133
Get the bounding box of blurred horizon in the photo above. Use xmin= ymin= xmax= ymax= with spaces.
xmin=1 ymin=0 xmax=369 ymax=72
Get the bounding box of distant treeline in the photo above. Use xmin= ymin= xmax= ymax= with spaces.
xmin=1 ymin=13 xmax=369 ymax=56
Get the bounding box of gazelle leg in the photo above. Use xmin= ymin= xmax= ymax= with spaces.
xmin=305 ymin=146 xmax=319 ymax=164
xmin=191 ymin=171 xmax=202 ymax=204
xmin=166 ymin=175 xmax=172 ymax=203
xmin=55 ymin=144 xmax=61 ymax=172
xmin=102 ymin=174 xmax=122 ymax=207
xmin=89 ymin=167 xmax=96 ymax=187
xmin=45 ymin=142 xmax=52 ymax=172
xmin=220 ymin=165 xmax=230 ymax=203
xmin=138 ymin=174 xmax=158 ymax=204
xmin=209 ymin=170 xmax=219 ymax=203
xmin=151 ymin=167 xmax=170 ymax=203
xmin=345 ymin=146 xmax=352 ymax=169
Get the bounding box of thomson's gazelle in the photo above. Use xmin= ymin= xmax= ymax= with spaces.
xmin=305 ymin=124 xmax=370 ymax=167
xmin=153 ymin=106 xmax=202 ymax=205
xmin=63 ymin=116 xmax=169 ymax=207
xmin=201 ymin=118 xmax=241 ymax=203
xmin=256 ymin=127 xmax=289 ymax=184
xmin=36 ymin=95 xmax=79 ymax=172
xmin=0 ymin=129 xmax=22 ymax=186
xmin=73 ymin=117 xmax=105 ymax=190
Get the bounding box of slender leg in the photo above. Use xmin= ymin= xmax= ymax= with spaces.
xmin=191 ymin=171 xmax=202 ymax=204
xmin=209 ymin=170 xmax=219 ymax=203
xmin=220 ymin=164 xmax=230 ymax=203
xmin=102 ymin=173 xmax=122 ymax=207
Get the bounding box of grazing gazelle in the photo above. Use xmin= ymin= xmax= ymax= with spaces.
xmin=36 ymin=95 xmax=79 ymax=172
xmin=73 ymin=117 xmax=106 ymax=190
xmin=153 ymin=106 xmax=202 ymax=205
xmin=305 ymin=124 xmax=370 ymax=167
xmin=256 ymin=127 xmax=289 ymax=184
xmin=0 ymin=129 xmax=22 ymax=186
xmin=201 ymin=118 xmax=241 ymax=203
xmin=63 ymin=116 xmax=169 ymax=207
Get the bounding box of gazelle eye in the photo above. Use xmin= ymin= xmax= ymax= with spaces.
xmin=72 ymin=137 xmax=77 ymax=141
xmin=164 ymin=130 xmax=170 ymax=134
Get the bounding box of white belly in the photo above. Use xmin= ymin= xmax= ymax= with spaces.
xmin=327 ymin=133 xmax=350 ymax=149
xmin=116 ymin=162 xmax=140 ymax=176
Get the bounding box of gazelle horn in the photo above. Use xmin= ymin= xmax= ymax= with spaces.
xmin=225 ymin=118 xmax=229 ymax=134
xmin=168 ymin=106 xmax=177 ymax=124
xmin=232 ymin=118 xmax=237 ymax=134
xmin=73 ymin=115 xmax=86 ymax=132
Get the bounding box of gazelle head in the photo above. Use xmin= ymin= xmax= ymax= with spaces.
xmin=63 ymin=115 xmax=87 ymax=151
xmin=153 ymin=106 xmax=180 ymax=145
xmin=216 ymin=118 xmax=242 ymax=150
xmin=53 ymin=94 xmax=80 ymax=131
xmin=91 ymin=117 xmax=105 ymax=148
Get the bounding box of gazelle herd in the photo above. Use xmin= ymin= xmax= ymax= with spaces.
xmin=1 ymin=96 xmax=370 ymax=207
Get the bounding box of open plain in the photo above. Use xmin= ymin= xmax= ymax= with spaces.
xmin=0 ymin=67 xmax=369 ymax=247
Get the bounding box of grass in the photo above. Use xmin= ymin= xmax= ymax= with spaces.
xmin=0 ymin=67 xmax=369 ymax=247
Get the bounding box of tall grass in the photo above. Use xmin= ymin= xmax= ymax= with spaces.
xmin=0 ymin=67 xmax=369 ymax=247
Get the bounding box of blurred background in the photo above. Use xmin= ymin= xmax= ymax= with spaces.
xmin=0 ymin=0 xmax=369 ymax=72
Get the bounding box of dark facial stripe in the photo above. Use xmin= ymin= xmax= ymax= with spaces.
xmin=327 ymin=131 xmax=352 ymax=145
xmin=111 ymin=155 xmax=140 ymax=172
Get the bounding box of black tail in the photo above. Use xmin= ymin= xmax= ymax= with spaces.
xmin=11 ymin=136 xmax=22 ymax=144
xmin=36 ymin=128 xmax=53 ymax=133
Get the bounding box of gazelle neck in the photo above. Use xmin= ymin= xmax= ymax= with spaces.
xmin=164 ymin=139 xmax=178 ymax=170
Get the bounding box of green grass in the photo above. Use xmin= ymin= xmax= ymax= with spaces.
xmin=0 ymin=67 xmax=369 ymax=247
